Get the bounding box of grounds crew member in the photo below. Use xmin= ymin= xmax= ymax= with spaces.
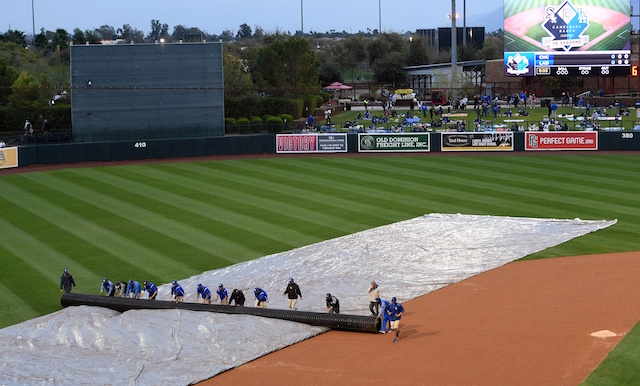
xmin=368 ymin=281 xmax=381 ymax=316
xmin=197 ymin=284 xmax=212 ymax=304
xmin=143 ymin=280 xmax=158 ymax=300
xmin=283 ymin=278 xmax=303 ymax=310
xmin=325 ymin=293 xmax=340 ymax=314
xmin=60 ymin=269 xmax=76 ymax=293
xmin=171 ymin=280 xmax=185 ymax=302
xmin=126 ymin=279 xmax=143 ymax=299
xmin=254 ymin=287 xmax=268 ymax=308
xmin=215 ymin=284 xmax=229 ymax=305
xmin=101 ymin=278 xmax=115 ymax=296
xmin=229 ymin=289 xmax=245 ymax=306
xmin=388 ymin=297 xmax=405 ymax=343
xmin=376 ymin=297 xmax=391 ymax=333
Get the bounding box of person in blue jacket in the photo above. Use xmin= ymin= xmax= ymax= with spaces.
xmin=143 ymin=280 xmax=157 ymax=300
xmin=171 ymin=280 xmax=185 ymax=303
xmin=197 ymin=284 xmax=212 ymax=304
xmin=215 ymin=284 xmax=229 ymax=305
xmin=376 ymin=297 xmax=391 ymax=333
xmin=387 ymin=297 xmax=405 ymax=343
xmin=126 ymin=279 xmax=143 ymax=299
xmin=254 ymin=287 xmax=268 ymax=308
xmin=101 ymin=278 xmax=115 ymax=296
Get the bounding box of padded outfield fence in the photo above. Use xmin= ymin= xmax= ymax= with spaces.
xmin=5 ymin=130 xmax=640 ymax=168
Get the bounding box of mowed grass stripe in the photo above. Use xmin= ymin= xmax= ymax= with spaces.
xmin=120 ymin=165 xmax=329 ymax=246
xmin=285 ymin=156 xmax=575 ymax=218
xmin=73 ymin=167 xmax=304 ymax=258
xmin=158 ymin=163 xmax=359 ymax=238
xmin=26 ymin=172 xmax=241 ymax=266
xmin=0 ymin=194 xmax=146 ymax=284
xmin=166 ymin=161 xmax=385 ymax=232
xmin=195 ymin=159 xmax=408 ymax=221
xmin=0 ymin=279 xmax=40 ymax=328
xmin=0 ymin=179 xmax=198 ymax=279
xmin=435 ymin=156 xmax=640 ymax=213
xmin=223 ymin=158 xmax=444 ymax=221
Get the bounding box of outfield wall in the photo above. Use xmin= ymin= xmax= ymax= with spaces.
xmin=13 ymin=131 xmax=640 ymax=167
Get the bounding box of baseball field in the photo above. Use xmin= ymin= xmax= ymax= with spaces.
xmin=1 ymin=152 xmax=639 ymax=384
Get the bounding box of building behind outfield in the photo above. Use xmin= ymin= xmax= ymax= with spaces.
xmin=70 ymin=42 xmax=224 ymax=142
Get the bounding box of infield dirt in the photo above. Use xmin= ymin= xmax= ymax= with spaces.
xmin=202 ymin=252 xmax=640 ymax=386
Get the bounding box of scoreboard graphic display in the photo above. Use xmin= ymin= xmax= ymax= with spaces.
xmin=503 ymin=0 xmax=631 ymax=77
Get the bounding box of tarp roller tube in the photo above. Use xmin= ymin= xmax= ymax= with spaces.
xmin=61 ymin=293 xmax=380 ymax=333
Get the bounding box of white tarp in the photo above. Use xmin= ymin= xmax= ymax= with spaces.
xmin=0 ymin=214 xmax=616 ymax=385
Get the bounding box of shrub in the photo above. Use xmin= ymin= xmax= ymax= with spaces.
xmin=278 ymin=114 xmax=294 ymax=126
xmin=236 ymin=117 xmax=250 ymax=125
xmin=319 ymin=91 xmax=331 ymax=103
xmin=250 ymin=116 xmax=263 ymax=124
xmin=225 ymin=117 xmax=237 ymax=125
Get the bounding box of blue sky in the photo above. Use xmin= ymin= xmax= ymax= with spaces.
xmin=1 ymin=0 xmax=503 ymax=36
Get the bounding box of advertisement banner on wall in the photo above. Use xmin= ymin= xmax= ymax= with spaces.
xmin=0 ymin=147 xmax=18 ymax=169
xmin=441 ymin=132 xmax=514 ymax=151
xmin=358 ymin=133 xmax=430 ymax=152
xmin=525 ymin=131 xmax=598 ymax=150
xmin=276 ymin=134 xmax=347 ymax=153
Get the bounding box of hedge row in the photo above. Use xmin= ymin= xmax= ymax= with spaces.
xmin=0 ymin=104 xmax=72 ymax=132
xmin=225 ymin=94 xmax=325 ymax=120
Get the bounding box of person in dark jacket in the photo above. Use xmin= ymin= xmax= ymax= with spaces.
xmin=326 ymin=293 xmax=340 ymax=314
xmin=229 ymin=289 xmax=245 ymax=306
xmin=60 ymin=269 xmax=76 ymax=293
xmin=283 ymin=278 xmax=303 ymax=310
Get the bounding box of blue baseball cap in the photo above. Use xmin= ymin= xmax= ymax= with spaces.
xmin=172 ymin=280 xmax=177 ymax=285
xmin=392 ymin=297 xmax=397 ymax=302
xmin=219 ymin=284 xmax=224 ymax=288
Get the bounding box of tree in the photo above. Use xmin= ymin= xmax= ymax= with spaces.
xmin=249 ymin=36 xmax=320 ymax=95
xmin=51 ymin=29 xmax=69 ymax=50
xmin=220 ymin=29 xmax=235 ymax=42
xmin=84 ymin=30 xmax=101 ymax=45
xmin=147 ymin=19 xmax=169 ymax=42
xmin=406 ymin=37 xmax=429 ymax=66
xmin=367 ymin=37 xmax=392 ymax=66
xmin=1 ymin=30 xmax=27 ymax=46
xmin=94 ymin=25 xmax=115 ymax=41
xmin=253 ymin=26 xmax=264 ymax=39
xmin=337 ymin=37 xmax=367 ymax=83
xmin=71 ymin=28 xmax=85 ymax=45
xmin=237 ymin=24 xmax=252 ymax=40
xmin=0 ymin=58 xmax=18 ymax=105
xmin=120 ymin=24 xmax=145 ymax=43
xmin=372 ymin=51 xmax=406 ymax=84
xmin=34 ymin=28 xmax=48 ymax=51
xmin=318 ymin=60 xmax=343 ymax=85
xmin=8 ymin=71 xmax=41 ymax=109
xmin=223 ymin=49 xmax=253 ymax=93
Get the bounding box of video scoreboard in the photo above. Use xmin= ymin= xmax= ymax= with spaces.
xmin=503 ymin=0 xmax=631 ymax=77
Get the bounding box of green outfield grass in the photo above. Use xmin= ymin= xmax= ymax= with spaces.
xmin=1 ymin=154 xmax=639 ymax=384
xmin=1 ymin=154 xmax=639 ymax=329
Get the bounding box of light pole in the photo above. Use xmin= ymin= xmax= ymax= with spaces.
xmin=31 ymin=0 xmax=36 ymax=47
xmin=379 ymin=0 xmax=382 ymax=33
xmin=301 ymin=0 xmax=303 ymax=35
xmin=449 ymin=0 xmax=458 ymax=96
xmin=463 ymin=0 xmax=466 ymax=46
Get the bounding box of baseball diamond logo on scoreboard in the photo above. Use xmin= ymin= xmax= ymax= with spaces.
xmin=541 ymin=0 xmax=589 ymax=51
